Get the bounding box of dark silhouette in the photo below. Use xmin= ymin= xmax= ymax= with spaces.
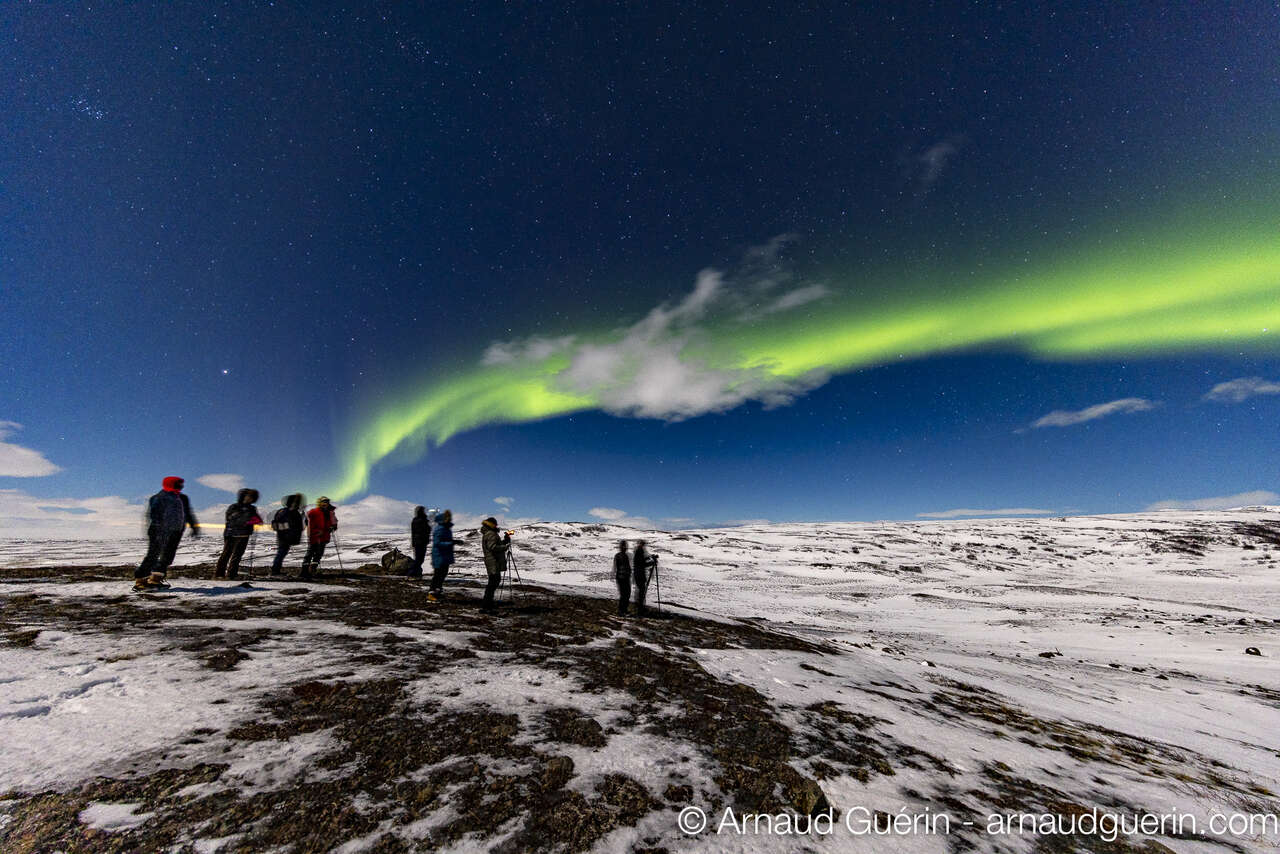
xmin=614 ymin=540 xmax=632 ymax=616
xmin=215 ymin=488 xmax=262 ymax=579
xmin=270 ymin=493 xmax=305 ymax=576
xmin=410 ymin=506 xmax=430 ymax=579
xmin=480 ymin=516 xmax=511 ymax=613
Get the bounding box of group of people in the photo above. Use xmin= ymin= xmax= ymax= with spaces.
xmin=133 ymin=477 xmax=660 ymax=619
xmin=405 ymin=507 xmax=511 ymax=613
xmin=613 ymin=539 xmax=656 ymax=617
xmin=133 ymin=476 xmax=338 ymax=590
xmin=409 ymin=505 xmax=455 ymax=602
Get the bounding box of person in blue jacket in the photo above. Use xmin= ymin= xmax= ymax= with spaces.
xmin=134 ymin=475 xmax=200 ymax=590
xmin=429 ymin=509 xmax=454 ymax=601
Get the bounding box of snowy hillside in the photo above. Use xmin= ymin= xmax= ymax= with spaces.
xmin=1 ymin=510 xmax=1278 ymax=852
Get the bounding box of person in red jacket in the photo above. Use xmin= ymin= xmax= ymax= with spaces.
xmin=300 ymin=496 xmax=337 ymax=580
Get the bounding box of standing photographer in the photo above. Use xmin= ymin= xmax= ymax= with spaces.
xmin=614 ymin=540 xmax=632 ymax=616
xmin=632 ymin=540 xmax=652 ymax=618
xmin=480 ymin=516 xmax=511 ymax=614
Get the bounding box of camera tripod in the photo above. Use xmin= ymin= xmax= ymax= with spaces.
xmin=500 ymin=540 xmax=524 ymax=605
xmin=646 ymin=555 xmax=662 ymax=614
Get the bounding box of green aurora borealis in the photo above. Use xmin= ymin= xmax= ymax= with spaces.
xmin=330 ymin=201 xmax=1280 ymax=501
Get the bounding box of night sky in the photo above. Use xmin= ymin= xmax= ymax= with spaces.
xmin=2 ymin=2 xmax=1278 ymax=533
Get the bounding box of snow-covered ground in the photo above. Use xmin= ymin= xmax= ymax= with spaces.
xmin=1 ymin=509 xmax=1278 ymax=852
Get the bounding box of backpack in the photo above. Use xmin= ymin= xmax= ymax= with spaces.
xmin=271 ymin=508 xmax=296 ymax=533
xmin=381 ymin=548 xmax=416 ymax=576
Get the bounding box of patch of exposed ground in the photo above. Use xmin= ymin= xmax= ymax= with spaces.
xmin=0 ymin=564 xmax=1273 ymax=852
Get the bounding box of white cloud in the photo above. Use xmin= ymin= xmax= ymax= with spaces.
xmin=552 ymin=271 xmax=828 ymax=420
xmin=1145 ymin=491 xmax=1279 ymax=512
xmin=1030 ymin=398 xmax=1157 ymax=429
xmin=494 ymin=496 xmax=513 ymax=508
xmin=484 ymin=239 xmax=833 ymax=423
xmin=589 ymin=507 xmax=627 ymax=520
xmin=1203 ymin=377 xmax=1280 ymax=404
xmin=0 ymin=489 xmax=145 ymax=538
xmin=197 ymin=473 xmax=245 ymax=493
xmin=0 ymin=422 xmax=62 ymax=477
xmin=585 ymin=507 xmax=658 ymax=529
xmin=332 ymin=494 xmax=421 ymax=531
xmin=483 ymin=334 xmax=577 ymax=366
xmin=917 ymin=508 xmax=1057 ymax=519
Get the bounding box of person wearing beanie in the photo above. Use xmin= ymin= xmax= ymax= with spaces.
xmin=134 ymin=476 xmax=200 ymax=590
xmin=300 ymin=497 xmax=338 ymax=580
xmin=215 ymin=488 xmax=263 ymax=579
xmin=428 ymin=509 xmax=454 ymax=600
xmin=479 ymin=516 xmax=511 ymax=614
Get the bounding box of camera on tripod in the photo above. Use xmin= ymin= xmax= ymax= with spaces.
xmin=645 ymin=554 xmax=661 ymax=613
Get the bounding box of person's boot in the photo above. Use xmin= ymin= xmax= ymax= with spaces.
xmin=133 ymin=577 xmax=151 ymax=591
xmin=147 ymin=572 xmax=169 ymax=589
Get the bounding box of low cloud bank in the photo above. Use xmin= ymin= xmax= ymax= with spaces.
xmin=918 ymin=507 xmax=1056 ymax=519
xmin=1145 ymin=491 xmax=1279 ymax=512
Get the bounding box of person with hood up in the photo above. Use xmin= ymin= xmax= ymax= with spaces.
xmin=410 ymin=506 xmax=431 ymax=579
xmin=301 ymin=497 xmax=338 ymax=580
xmin=632 ymin=540 xmax=652 ymax=618
xmin=614 ymin=540 xmax=632 ymax=616
xmin=269 ymin=493 xmax=305 ymax=576
xmin=428 ymin=509 xmax=454 ymax=600
xmin=215 ymin=488 xmax=263 ymax=579
xmin=480 ymin=516 xmax=511 ymax=614
xmin=134 ymin=475 xmax=200 ymax=590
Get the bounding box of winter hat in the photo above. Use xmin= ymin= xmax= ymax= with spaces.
xmin=482 ymin=516 xmax=498 ymax=528
xmin=162 ymin=476 xmax=184 ymax=492
xmin=436 ymin=509 xmax=452 ymax=524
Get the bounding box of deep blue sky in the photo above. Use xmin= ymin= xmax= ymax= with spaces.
xmin=2 ymin=2 xmax=1277 ymax=529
